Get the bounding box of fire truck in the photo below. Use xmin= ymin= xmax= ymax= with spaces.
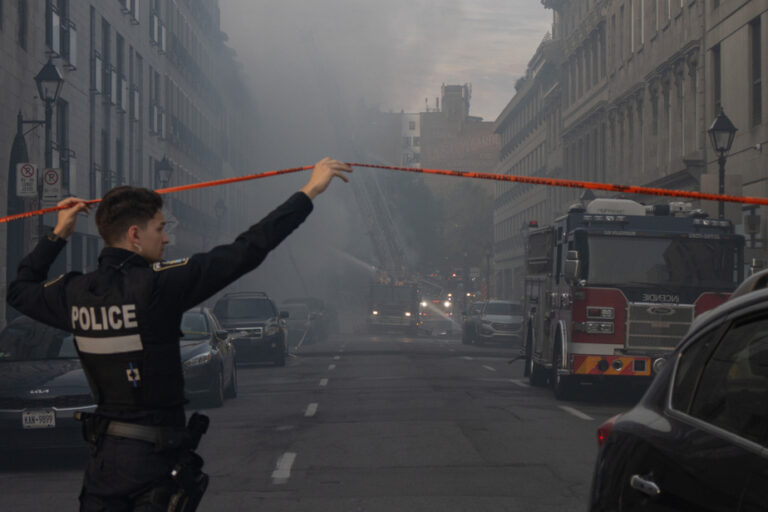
xmin=521 ymin=198 xmax=744 ymax=399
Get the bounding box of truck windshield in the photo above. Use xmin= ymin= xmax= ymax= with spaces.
xmin=370 ymin=285 xmax=416 ymax=303
xmin=587 ymin=235 xmax=739 ymax=289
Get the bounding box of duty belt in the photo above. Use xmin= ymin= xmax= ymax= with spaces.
xmin=74 ymin=412 xmax=187 ymax=449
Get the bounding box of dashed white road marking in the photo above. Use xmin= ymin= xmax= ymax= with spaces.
xmin=510 ymin=379 xmax=530 ymax=388
xmin=559 ymin=405 xmax=594 ymax=421
xmin=319 ymin=378 xmax=329 ymax=387
xmin=449 ymin=348 xmax=456 ymax=352
xmin=275 ymin=425 xmax=295 ymax=432
xmin=328 ymin=364 xmax=336 ymax=371
xmin=272 ymin=452 xmax=297 ymax=484
xmin=305 ymin=403 xmax=318 ymax=417
xmin=333 ymin=356 xmax=341 ymax=360
xmin=463 ymin=356 xmax=474 ymax=361
xmin=482 ymin=365 xmax=496 ymax=372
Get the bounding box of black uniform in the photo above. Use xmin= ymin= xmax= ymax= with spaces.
xmin=7 ymin=192 xmax=313 ymax=511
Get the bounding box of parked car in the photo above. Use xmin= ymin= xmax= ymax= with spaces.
xmin=213 ymin=292 xmax=288 ymax=366
xmin=589 ymin=285 xmax=768 ymax=511
xmin=0 ymin=316 xmax=95 ymax=452
xmin=280 ymin=302 xmax=315 ymax=349
xmin=473 ymin=300 xmax=524 ymax=345
xmin=180 ymin=308 xmax=237 ymax=407
xmin=461 ymin=301 xmax=485 ymax=344
xmin=283 ymin=297 xmax=338 ymax=342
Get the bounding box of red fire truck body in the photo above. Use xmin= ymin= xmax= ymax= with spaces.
xmin=521 ymin=198 xmax=744 ymax=399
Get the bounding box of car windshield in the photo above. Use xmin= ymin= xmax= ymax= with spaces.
xmin=214 ymin=298 xmax=274 ymax=320
xmin=485 ymin=303 xmax=522 ymax=316
xmin=0 ymin=320 xmax=77 ymax=362
xmin=181 ymin=312 xmax=210 ymax=341
xmin=587 ymin=236 xmax=740 ymax=290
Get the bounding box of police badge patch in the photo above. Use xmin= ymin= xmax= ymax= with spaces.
xmin=152 ymin=258 xmax=190 ymax=272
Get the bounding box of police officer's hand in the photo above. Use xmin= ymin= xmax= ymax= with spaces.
xmin=53 ymin=197 xmax=91 ymax=239
xmin=300 ymin=158 xmax=352 ymax=200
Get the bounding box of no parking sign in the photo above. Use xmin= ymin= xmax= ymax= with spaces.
xmin=16 ymin=163 xmax=37 ymax=198
xmin=42 ymin=168 xmax=62 ymax=206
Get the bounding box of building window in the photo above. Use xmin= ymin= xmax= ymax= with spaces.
xmin=751 ymin=17 xmax=762 ymax=126
xmin=713 ymin=44 xmax=722 ymax=113
xmin=403 ymin=136 xmax=410 ymax=148
xmin=413 ymin=136 xmax=420 ymax=147
xmin=409 ymin=121 xmax=416 ymax=130
xmin=17 ymin=0 xmax=26 ymax=49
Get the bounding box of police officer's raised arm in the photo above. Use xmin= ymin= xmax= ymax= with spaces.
xmin=7 ymin=197 xmax=91 ymax=329
xmin=155 ymin=158 xmax=352 ymax=311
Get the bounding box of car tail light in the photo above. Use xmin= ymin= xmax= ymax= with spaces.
xmin=597 ymin=414 xmax=622 ymax=446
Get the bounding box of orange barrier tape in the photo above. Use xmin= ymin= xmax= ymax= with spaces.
xmin=0 ymin=166 xmax=313 ymax=224
xmin=2 ymin=162 xmax=765 ymax=224
xmin=350 ymin=163 xmax=768 ymax=206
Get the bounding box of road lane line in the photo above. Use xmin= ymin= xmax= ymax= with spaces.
xmin=305 ymin=403 xmax=318 ymax=417
xmin=334 ymin=356 xmax=341 ymax=360
xmin=559 ymin=405 xmax=594 ymax=421
xmin=271 ymin=452 xmax=297 ymax=484
xmin=319 ymin=378 xmax=328 ymax=387
xmin=510 ymin=379 xmax=530 ymax=388
xmin=328 ymin=364 xmax=336 ymax=370
xmin=463 ymin=356 xmax=474 ymax=361
xmin=482 ymin=365 xmax=496 ymax=372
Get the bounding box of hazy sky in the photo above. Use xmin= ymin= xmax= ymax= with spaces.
xmin=220 ymin=1 xmax=553 ymax=123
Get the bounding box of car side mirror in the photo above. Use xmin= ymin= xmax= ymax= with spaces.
xmin=279 ymin=311 xmax=289 ymax=319
xmin=564 ymin=250 xmax=580 ymax=285
xmin=215 ymin=330 xmax=229 ymax=340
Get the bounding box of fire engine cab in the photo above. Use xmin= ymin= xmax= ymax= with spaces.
xmin=521 ymin=198 xmax=744 ymax=399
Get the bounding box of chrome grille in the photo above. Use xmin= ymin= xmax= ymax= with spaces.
xmin=626 ymin=303 xmax=694 ymax=350
xmin=492 ymin=322 xmax=521 ymax=332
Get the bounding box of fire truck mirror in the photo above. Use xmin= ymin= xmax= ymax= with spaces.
xmin=564 ymin=250 xmax=580 ymax=285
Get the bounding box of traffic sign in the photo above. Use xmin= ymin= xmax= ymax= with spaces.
xmin=16 ymin=163 xmax=37 ymax=198
xmin=42 ymin=168 xmax=62 ymax=206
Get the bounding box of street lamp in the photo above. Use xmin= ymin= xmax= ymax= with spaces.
xmin=155 ymin=156 xmax=173 ymax=189
xmin=707 ymin=109 xmax=738 ymax=219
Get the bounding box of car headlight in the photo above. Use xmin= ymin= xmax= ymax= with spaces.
xmin=184 ymin=352 xmax=213 ymax=367
xmin=372 ymin=310 xmax=379 ymax=316
xmin=404 ymin=311 xmax=412 ymax=317
xmin=266 ymin=324 xmax=280 ymax=336
xmin=420 ymin=301 xmax=428 ymax=308
xmin=443 ymin=301 xmax=451 ymax=308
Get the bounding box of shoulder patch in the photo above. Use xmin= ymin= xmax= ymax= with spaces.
xmin=44 ymin=274 xmax=65 ymax=287
xmin=153 ymin=258 xmax=190 ymax=272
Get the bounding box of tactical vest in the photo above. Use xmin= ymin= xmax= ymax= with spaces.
xmin=67 ymin=266 xmax=185 ymax=411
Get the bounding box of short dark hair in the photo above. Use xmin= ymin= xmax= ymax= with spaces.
xmin=95 ymin=186 xmax=163 ymax=245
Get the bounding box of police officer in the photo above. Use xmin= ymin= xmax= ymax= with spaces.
xmin=7 ymin=157 xmax=352 ymax=511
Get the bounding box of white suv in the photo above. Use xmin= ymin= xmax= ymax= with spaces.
xmin=475 ymin=300 xmax=524 ymax=345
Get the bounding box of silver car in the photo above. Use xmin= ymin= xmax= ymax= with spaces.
xmin=475 ymin=300 xmax=524 ymax=345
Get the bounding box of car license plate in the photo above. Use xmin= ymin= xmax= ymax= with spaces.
xmin=22 ymin=410 xmax=56 ymax=429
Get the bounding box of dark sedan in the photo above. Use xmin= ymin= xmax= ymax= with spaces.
xmin=181 ymin=308 xmax=237 ymax=407
xmin=589 ymin=285 xmax=768 ymax=511
xmin=0 ymin=316 xmax=95 ymax=452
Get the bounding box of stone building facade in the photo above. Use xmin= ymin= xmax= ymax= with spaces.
xmin=1 ymin=0 xmax=256 ymax=324
xmin=493 ymin=0 xmax=768 ymax=298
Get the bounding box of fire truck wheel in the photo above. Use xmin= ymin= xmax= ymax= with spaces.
xmin=552 ymin=342 xmax=575 ymax=400
xmin=528 ymin=358 xmax=548 ymax=387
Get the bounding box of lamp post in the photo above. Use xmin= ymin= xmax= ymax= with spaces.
xmin=707 ymin=109 xmax=738 ymax=219
xmin=29 ymin=59 xmax=65 ymax=239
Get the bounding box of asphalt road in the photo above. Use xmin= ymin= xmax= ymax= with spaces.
xmin=0 ymin=331 xmax=641 ymax=511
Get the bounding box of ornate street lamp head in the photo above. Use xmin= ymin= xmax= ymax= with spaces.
xmin=34 ymin=59 xmax=64 ymax=104
xmin=708 ymin=108 xmax=738 ymax=154
xmin=155 ymin=156 xmax=173 ymax=187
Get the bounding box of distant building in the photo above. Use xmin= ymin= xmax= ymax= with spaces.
xmin=1 ymin=0 xmax=257 ymax=324
xmin=420 ymin=84 xmax=498 ymax=195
